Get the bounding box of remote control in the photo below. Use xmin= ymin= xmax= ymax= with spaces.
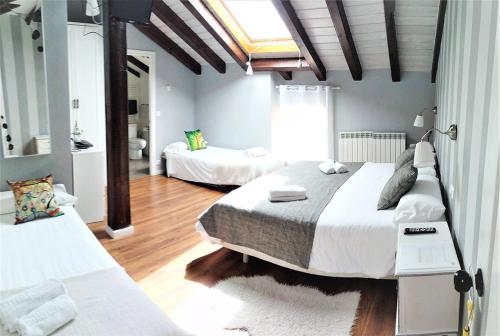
xmin=404 ymin=227 xmax=437 ymax=235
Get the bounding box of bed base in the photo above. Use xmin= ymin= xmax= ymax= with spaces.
xmin=222 ymin=241 xmax=396 ymax=280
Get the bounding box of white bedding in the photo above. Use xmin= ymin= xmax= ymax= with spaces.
xmin=165 ymin=146 xmax=286 ymax=186
xmin=197 ymin=162 xmax=398 ymax=278
xmin=0 ymin=206 xmax=118 ymax=291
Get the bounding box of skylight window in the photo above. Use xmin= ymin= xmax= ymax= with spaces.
xmin=223 ymin=0 xmax=292 ymax=41
xmin=206 ymin=0 xmax=298 ymax=54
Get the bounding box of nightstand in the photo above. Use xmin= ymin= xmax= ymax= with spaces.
xmin=396 ymin=222 xmax=461 ymax=336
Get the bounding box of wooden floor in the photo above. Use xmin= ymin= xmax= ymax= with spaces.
xmin=90 ymin=175 xmax=397 ymax=336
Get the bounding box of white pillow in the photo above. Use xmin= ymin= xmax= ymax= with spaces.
xmin=164 ymin=142 xmax=188 ymax=154
xmin=0 ymin=184 xmax=77 ymax=215
xmin=393 ymin=175 xmax=445 ymax=224
xmin=418 ymin=167 xmax=437 ymax=177
xmin=53 ymin=184 xmax=78 ymax=206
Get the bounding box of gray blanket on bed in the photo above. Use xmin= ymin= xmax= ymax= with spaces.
xmin=199 ymin=161 xmax=363 ymax=268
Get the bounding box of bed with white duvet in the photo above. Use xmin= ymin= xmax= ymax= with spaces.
xmin=164 ymin=145 xmax=287 ymax=186
xmin=0 ymin=206 xmax=190 ymax=335
xmin=197 ymin=162 xmax=406 ymax=279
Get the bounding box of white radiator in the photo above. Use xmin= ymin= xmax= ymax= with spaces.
xmin=338 ymin=131 xmax=406 ymax=163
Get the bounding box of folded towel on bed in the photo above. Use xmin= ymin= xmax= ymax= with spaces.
xmin=13 ymin=294 xmax=77 ymax=336
xmin=319 ymin=160 xmax=349 ymax=174
xmin=269 ymin=185 xmax=306 ymax=202
xmin=244 ymin=147 xmax=268 ymax=157
xmin=0 ymin=280 xmax=66 ymax=332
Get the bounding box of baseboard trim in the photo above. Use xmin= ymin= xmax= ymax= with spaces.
xmin=105 ymin=225 xmax=134 ymax=239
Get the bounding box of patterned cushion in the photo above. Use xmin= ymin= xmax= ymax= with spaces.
xmin=378 ymin=161 xmax=418 ymax=210
xmin=184 ymin=129 xmax=207 ymax=151
xmin=8 ymin=175 xmax=63 ymax=224
xmin=394 ymin=148 xmax=415 ymax=170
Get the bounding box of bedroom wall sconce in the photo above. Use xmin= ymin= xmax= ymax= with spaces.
xmin=413 ymin=125 xmax=457 ymax=168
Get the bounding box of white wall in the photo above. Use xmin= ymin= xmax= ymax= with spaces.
xmin=195 ymin=64 xmax=273 ymax=149
xmin=195 ymin=65 xmax=435 ymax=156
xmin=434 ymin=0 xmax=498 ymax=335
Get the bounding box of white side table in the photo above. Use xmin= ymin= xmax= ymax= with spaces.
xmin=396 ymin=222 xmax=461 ymax=336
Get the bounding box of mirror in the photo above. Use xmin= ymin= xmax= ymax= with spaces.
xmin=0 ymin=1 xmax=50 ymax=158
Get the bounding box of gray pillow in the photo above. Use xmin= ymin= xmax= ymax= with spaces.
xmin=394 ymin=148 xmax=415 ymax=170
xmin=378 ymin=161 xmax=418 ymax=210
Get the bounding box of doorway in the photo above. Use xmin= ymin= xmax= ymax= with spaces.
xmin=126 ymin=49 xmax=156 ymax=179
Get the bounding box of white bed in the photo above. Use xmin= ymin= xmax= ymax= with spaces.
xmin=165 ymin=146 xmax=287 ymax=186
xmin=197 ymin=162 xmax=398 ymax=279
xmin=0 ymin=206 xmax=190 ymax=335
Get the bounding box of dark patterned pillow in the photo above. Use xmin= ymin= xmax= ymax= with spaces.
xmin=394 ymin=148 xmax=415 ymax=170
xmin=378 ymin=161 xmax=418 ymax=210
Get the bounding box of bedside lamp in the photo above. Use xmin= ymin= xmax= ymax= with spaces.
xmin=413 ymin=107 xmax=457 ymax=168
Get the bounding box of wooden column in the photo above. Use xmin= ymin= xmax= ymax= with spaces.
xmin=103 ymin=1 xmax=131 ymax=233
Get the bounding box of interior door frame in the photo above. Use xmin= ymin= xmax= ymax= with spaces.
xmin=126 ymin=49 xmax=158 ymax=176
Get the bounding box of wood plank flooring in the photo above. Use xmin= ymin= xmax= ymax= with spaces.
xmin=90 ymin=175 xmax=396 ymax=336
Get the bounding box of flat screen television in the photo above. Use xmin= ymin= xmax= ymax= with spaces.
xmin=128 ymin=100 xmax=138 ymax=115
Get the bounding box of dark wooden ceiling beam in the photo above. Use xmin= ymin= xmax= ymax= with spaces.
xmin=431 ymin=0 xmax=447 ymax=83
xmin=0 ymin=3 xmax=19 ymax=16
xmin=127 ymin=66 xmax=140 ymax=78
xmin=326 ymin=0 xmax=362 ymax=80
xmin=152 ymin=0 xmax=225 ymax=73
xmin=383 ymin=0 xmax=400 ymax=82
xmin=251 ymin=58 xmax=310 ymax=72
xmin=279 ymin=72 xmax=293 ymax=80
xmin=134 ymin=24 xmax=202 ymax=75
xmin=127 ymin=55 xmax=149 ymax=73
xmin=181 ymin=0 xmax=248 ymax=70
xmin=271 ymin=0 xmax=326 ymax=81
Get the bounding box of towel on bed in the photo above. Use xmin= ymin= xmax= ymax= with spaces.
xmin=319 ymin=160 xmax=348 ymax=174
xmin=0 ymin=280 xmax=66 ymax=332
xmin=244 ymin=147 xmax=268 ymax=157
xmin=14 ymin=294 xmax=77 ymax=336
xmin=269 ymin=185 xmax=307 ymax=202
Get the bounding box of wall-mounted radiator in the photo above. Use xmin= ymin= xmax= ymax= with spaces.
xmin=338 ymin=131 xmax=406 ymax=163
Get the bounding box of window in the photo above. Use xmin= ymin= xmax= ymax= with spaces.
xmin=206 ymin=0 xmax=298 ymax=54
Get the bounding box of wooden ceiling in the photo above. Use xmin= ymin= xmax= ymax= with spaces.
xmin=136 ymin=0 xmax=445 ymax=82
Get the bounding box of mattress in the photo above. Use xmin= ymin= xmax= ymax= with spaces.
xmin=165 ymin=146 xmax=286 ymax=186
xmin=0 ymin=206 xmax=118 ymax=291
xmin=197 ymin=162 xmax=398 ymax=278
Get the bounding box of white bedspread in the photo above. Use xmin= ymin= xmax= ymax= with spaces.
xmin=166 ymin=146 xmax=286 ymax=186
xmin=197 ymin=162 xmax=398 ymax=278
xmin=0 ymin=206 xmax=117 ymax=291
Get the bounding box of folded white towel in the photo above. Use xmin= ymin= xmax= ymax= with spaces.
xmin=332 ymin=161 xmax=348 ymax=173
xmin=14 ymin=294 xmax=77 ymax=336
xmin=244 ymin=147 xmax=268 ymax=157
xmin=269 ymin=194 xmax=307 ymax=202
xmin=0 ymin=280 xmax=66 ymax=333
xmin=318 ymin=160 xmax=348 ymax=174
xmin=269 ymin=185 xmax=306 ymax=199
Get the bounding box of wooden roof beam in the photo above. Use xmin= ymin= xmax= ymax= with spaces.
xmin=326 ymin=0 xmax=362 ymax=80
xmin=383 ymin=0 xmax=401 ymax=82
xmin=152 ymin=0 xmax=225 ymax=73
xmin=271 ymin=0 xmax=326 ymax=81
xmin=127 ymin=55 xmax=149 ymax=73
xmin=431 ymin=0 xmax=447 ymax=83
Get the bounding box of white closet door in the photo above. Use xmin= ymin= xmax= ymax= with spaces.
xmin=67 ymin=24 xmax=105 ymax=151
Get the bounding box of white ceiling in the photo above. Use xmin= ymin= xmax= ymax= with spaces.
xmin=153 ymin=0 xmax=439 ymax=73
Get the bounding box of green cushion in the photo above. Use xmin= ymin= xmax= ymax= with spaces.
xmin=185 ymin=129 xmax=207 ymax=151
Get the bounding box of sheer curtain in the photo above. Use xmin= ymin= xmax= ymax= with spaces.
xmin=272 ymin=85 xmax=334 ymax=162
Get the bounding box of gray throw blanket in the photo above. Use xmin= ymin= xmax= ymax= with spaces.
xmin=199 ymin=161 xmax=363 ymax=268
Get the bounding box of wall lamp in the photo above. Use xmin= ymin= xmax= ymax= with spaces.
xmin=413 ymin=107 xmax=457 ymax=168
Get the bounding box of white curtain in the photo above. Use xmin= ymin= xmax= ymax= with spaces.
xmin=272 ymin=85 xmax=334 ymax=162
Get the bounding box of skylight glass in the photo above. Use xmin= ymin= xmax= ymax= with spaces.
xmin=223 ymin=0 xmax=292 ymax=41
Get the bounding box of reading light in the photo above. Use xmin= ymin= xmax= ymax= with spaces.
xmin=413 ymin=114 xmax=424 ymax=128
xmin=414 ymin=141 xmax=436 ymax=168
xmin=246 ymin=53 xmax=253 ymax=76
xmin=297 ymin=50 xmax=302 ymax=69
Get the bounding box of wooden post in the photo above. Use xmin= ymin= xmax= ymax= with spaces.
xmin=103 ymin=0 xmax=132 ymax=237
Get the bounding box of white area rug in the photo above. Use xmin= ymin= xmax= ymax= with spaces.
xmin=172 ymin=276 xmax=360 ymax=336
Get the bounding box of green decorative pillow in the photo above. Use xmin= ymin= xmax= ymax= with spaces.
xmin=185 ymin=129 xmax=207 ymax=151
xmin=8 ymin=175 xmax=64 ymax=224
